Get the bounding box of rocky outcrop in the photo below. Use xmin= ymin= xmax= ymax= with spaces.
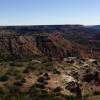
xmin=65 ymin=81 xmax=82 ymax=96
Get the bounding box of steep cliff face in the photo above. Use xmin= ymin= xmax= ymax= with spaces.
xmin=0 ymin=25 xmax=100 ymax=59
xmin=32 ymin=34 xmax=100 ymax=59
xmin=36 ymin=35 xmax=66 ymax=58
xmin=0 ymin=34 xmax=99 ymax=61
xmin=0 ymin=35 xmax=67 ymax=60
xmin=0 ymin=35 xmax=40 ymax=60
xmin=0 ymin=35 xmax=69 ymax=60
xmin=34 ymin=34 xmax=82 ymax=59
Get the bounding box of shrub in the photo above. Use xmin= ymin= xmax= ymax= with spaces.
xmin=0 ymin=75 xmax=9 ymax=81
xmin=8 ymin=85 xmax=20 ymax=96
xmin=9 ymin=61 xmax=16 ymax=66
xmin=53 ymin=87 xmax=62 ymax=93
xmin=45 ymin=76 xmax=50 ymax=80
xmin=7 ymin=68 xmax=20 ymax=77
xmin=43 ymin=73 xmax=49 ymax=77
xmin=25 ymin=62 xmax=36 ymax=71
xmin=34 ymin=83 xmax=45 ymax=89
xmin=93 ymin=91 xmax=100 ymax=95
xmin=53 ymin=68 xmax=60 ymax=74
xmin=37 ymin=77 xmax=45 ymax=83
xmin=21 ymin=78 xmax=26 ymax=83
xmin=23 ymin=69 xmax=29 ymax=73
xmin=0 ymin=87 xmax=5 ymax=95
xmin=14 ymin=80 xmax=23 ymax=86
xmin=44 ymin=62 xmax=53 ymax=71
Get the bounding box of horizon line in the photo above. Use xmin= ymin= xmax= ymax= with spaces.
xmin=0 ymin=24 xmax=99 ymax=27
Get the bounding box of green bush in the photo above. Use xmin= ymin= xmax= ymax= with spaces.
xmin=14 ymin=80 xmax=24 ymax=86
xmin=8 ymin=85 xmax=20 ymax=96
xmin=34 ymin=83 xmax=45 ymax=89
xmin=0 ymin=87 xmax=5 ymax=95
xmin=53 ymin=87 xmax=62 ymax=93
xmin=44 ymin=62 xmax=53 ymax=71
xmin=23 ymin=69 xmax=29 ymax=73
xmin=0 ymin=75 xmax=9 ymax=81
xmin=25 ymin=62 xmax=36 ymax=71
xmin=9 ymin=61 xmax=16 ymax=66
xmin=53 ymin=68 xmax=60 ymax=74
xmin=37 ymin=77 xmax=45 ymax=83
xmin=7 ymin=68 xmax=20 ymax=76
xmin=93 ymin=91 xmax=100 ymax=95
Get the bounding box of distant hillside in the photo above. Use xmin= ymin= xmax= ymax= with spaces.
xmin=0 ymin=25 xmax=100 ymax=60
xmin=88 ymin=25 xmax=100 ymax=30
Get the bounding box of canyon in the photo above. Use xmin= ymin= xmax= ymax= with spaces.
xmin=0 ymin=25 xmax=100 ymax=61
xmin=0 ymin=25 xmax=100 ymax=100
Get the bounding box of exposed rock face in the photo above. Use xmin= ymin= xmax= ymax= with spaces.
xmin=0 ymin=35 xmax=67 ymax=60
xmin=0 ymin=25 xmax=100 ymax=60
xmin=36 ymin=35 xmax=66 ymax=58
xmin=83 ymin=71 xmax=100 ymax=83
xmin=0 ymin=35 xmax=39 ymax=60
xmin=0 ymin=34 xmax=99 ymax=61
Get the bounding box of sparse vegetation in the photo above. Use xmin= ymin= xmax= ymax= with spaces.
xmin=0 ymin=55 xmax=100 ymax=100
xmin=53 ymin=68 xmax=61 ymax=74
xmin=26 ymin=62 xmax=36 ymax=70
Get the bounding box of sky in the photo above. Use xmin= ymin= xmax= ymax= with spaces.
xmin=0 ymin=0 xmax=100 ymax=26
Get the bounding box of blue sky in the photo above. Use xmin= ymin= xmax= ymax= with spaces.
xmin=0 ymin=0 xmax=100 ymax=25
